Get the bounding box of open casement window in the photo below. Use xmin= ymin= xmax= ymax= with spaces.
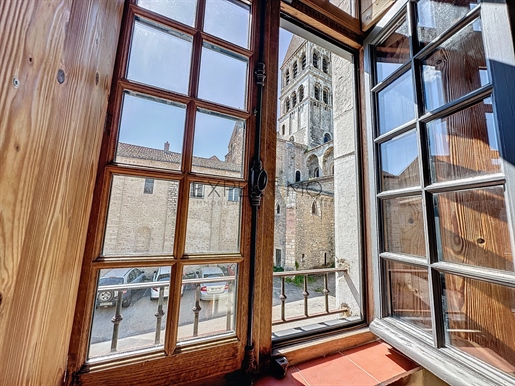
xmin=68 ymin=0 xmax=268 ymax=383
xmin=367 ymin=1 xmax=515 ymax=384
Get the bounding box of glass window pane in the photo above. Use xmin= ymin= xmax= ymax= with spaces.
xmin=375 ymin=17 xmax=410 ymax=82
xmin=137 ymin=0 xmax=197 ymax=27
xmin=383 ymin=196 xmax=426 ymax=257
xmin=89 ymin=266 xmax=171 ymax=359
xmin=103 ymin=176 xmax=179 ymax=256
xmin=422 ymin=18 xmax=488 ymax=112
xmin=388 ymin=261 xmax=432 ymax=332
xmin=381 ymin=130 xmax=420 ymax=191
xmin=434 ymin=187 xmax=514 ymax=272
xmin=116 ymin=93 xmax=186 ymax=171
xmin=185 ymin=182 xmax=241 ymax=254
xmin=127 ymin=20 xmax=192 ymax=95
xmin=198 ymin=43 xmax=248 ymax=110
xmin=178 ymin=264 xmax=237 ymax=342
xmin=377 ymin=70 xmax=415 ymax=135
xmin=427 ymin=100 xmax=500 ymax=183
xmin=417 ymin=0 xmax=479 ymax=48
xmin=442 ymin=274 xmax=515 ymax=376
xmin=192 ymin=110 xmax=245 ymax=177
xmin=204 ymin=0 xmax=250 ymax=48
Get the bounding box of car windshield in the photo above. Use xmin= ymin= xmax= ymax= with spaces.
xmin=99 ymin=277 xmax=124 ymax=285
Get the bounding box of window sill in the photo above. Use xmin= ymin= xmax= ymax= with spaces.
xmin=370 ymin=318 xmax=515 ymax=386
xmin=271 ymin=326 xmax=376 ymax=365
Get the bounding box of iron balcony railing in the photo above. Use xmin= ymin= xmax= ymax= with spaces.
xmin=272 ymin=267 xmax=348 ymax=325
xmin=95 ymin=275 xmax=236 ymax=353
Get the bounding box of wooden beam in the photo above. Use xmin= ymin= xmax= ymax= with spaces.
xmin=361 ymin=0 xmax=396 ymax=31
xmin=0 ymin=0 xmax=123 ymax=384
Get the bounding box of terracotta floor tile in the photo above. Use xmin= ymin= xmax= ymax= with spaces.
xmin=342 ymin=341 xmax=418 ymax=382
xmin=253 ymin=366 xmax=309 ymax=386
xmin=296 ymin=353 xmax=377 ymax=385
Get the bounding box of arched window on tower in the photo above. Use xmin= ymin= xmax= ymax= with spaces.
xmin=324 ymin=133 xmax=332 ymax=143
xmin=314 ymin=167 xmax=320 ymax=178
xmin=285 ymin=98 xmax=290 ymax=112
xmin=295 ymin=170 xmax=301 ymax=182
xmin=312 ymin=51 xmax=319 ymax=68
xmin=322 ymin=57 xmax=329 ymax=73
xmin=286 ymin=69 xmax=290 ymax=85
xmin=292 ymin=92 xmax=297 ymax=107
xmin=311 ymin=200 xmax=319 ymax=216
xmin=314 ymin=85 xmax=320 ymax=100
xmin=301 ymin=53 xmax=306 ymax=69
xmin=299 ymin=85 xmax=304 ymax=102
xmin=323 ymin=88 xmax=329 ymax=104
xmin=282 ymin=125 xmax=285 ymax=136
xmin=293 ymin=61 xmax=298 ymax=78
xmin=276 ymin=204 xmax=281 ymax=214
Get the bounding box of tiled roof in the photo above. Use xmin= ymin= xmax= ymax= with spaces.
xmin=117 ymin=142 xmax=240 ymax=172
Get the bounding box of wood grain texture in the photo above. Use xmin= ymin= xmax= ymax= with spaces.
xmin=0 ymin=0 xmax=123 ymax=384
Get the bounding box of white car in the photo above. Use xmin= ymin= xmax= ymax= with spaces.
xmin=197 ymin=267 xmax=229 ymax=301
xmin=150 ymin=267 xmax=184 ymax=300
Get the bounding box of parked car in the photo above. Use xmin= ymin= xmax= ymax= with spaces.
xmin=96 ymin=268 xmax=144 ymax=308
xmin=150 ymin=267 xmax=186 ymax=300
xmin=197 ymin=267 xmax=228 ymax=301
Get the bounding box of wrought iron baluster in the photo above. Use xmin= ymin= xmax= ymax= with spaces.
xmin=280 ymin=277 xmax=287 ymax=321
xmin=110 ymin=290 xmax=124 ymax=352
xmin=323 ymin=273 xmax=330 ymax=313
xmin=192 ymin=283 xmax=201 ymax=337
xmin=303 ymin=274 xmax=309 ymax=317
xmin=154 ymin=287 xmax=165 ymax=345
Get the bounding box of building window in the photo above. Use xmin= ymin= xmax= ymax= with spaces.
xmin=289 ymin=136 xmax=294 ymax=142
xmin=301 ymin=53 xmax=306 ymax=69
xmin=293 ymin=61 xmax=298 ymax=78
xmin=276 ymin=204 xmax=280 ymax=214
xmin=299 ymin=85 xmax=304 ymax=102
xmin=295 ymin=170 xmax=301 ymax=182
xmin=314 ymin=85 xmax=320 ymax=100
xmin=312 ymin=51 xmax=319 ymax=68
xmin=314 ymin=167 xmax=319 ymax=178
xmin=143 ymin=178 xmax=154 ymax=194
xmin=311 ymin=201 xmax=318 ymax=215
xmin=323 ymin=133 xmax=331 ymax=143
xmin=371 ymin=3 xmax=515 ymax=382
xmin=285 ymin=97 xmax=290 ymax=112
xmin=322 ymin=57 xmax=329 ymax=73
xmin=285 ymin=69 xmax=290 ymax=85
xmin=291 ymin=92 xmax=297 ymax=107
xmin=281 ymin=124 xmax=285 ymax=135
xmin=275 ymin=249 xmax=282 ymax=267
xmin=227 ymin=187 xmax=240 ymax=202
xmin=190 ymin=182 xmax=204 ymax=198
xmin=323 ymin=89 xmax=329 ymax=104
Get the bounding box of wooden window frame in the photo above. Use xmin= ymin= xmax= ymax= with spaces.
xmin=365 ymin=1 xmax=515 ymax=385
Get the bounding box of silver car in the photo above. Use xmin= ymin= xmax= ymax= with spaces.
xmin=197 ymin=267 xmax=228 ymax=301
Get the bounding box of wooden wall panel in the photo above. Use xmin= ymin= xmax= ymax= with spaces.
xmin=0 ymin=0 xmax=123 ymax=384
xmin=361 ymin=0 xmax=396 ymax=31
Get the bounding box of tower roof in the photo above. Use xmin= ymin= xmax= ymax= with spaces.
xmin=281 ymin=35 xmax=306 ymax=69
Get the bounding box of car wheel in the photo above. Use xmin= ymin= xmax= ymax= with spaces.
xmin=122 ymin=295 xmax=131 ymax=308
xmin=98 ymin=290 xmax=114 ymax=302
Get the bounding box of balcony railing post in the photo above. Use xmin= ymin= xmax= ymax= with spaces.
xmin=154 ymin=287 xmax=165 ymax=345
xmin=192 ymin=283 xmax=202 ymax=337
xmin=280 ymin=277 xmax=287 ymax=321
xmin=110 ymin=289 xmax=124 ymax=352
xmin=303 ymin=274 xmax=309 ymax=317
xmin=323 ymin=273 xmax=329 ymax=313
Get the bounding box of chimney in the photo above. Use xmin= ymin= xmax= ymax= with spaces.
xmin=164 ymin=141 xmax=170 ymax=152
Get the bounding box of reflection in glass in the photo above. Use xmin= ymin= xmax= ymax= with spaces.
xmin=377 ymin=70 xmax=415 ymax=135
xmin=116 ymin=93 xmax=186 ymax=170
xmin=442 ymin=274 xmax=515 ymax=375
xmin=198 ymin=43 xmax=248 ymax=110
xmin=204 ymin=0 xmax=250 ymax=48
xmin=137 ymin=0 xmax=197 ymax=27
xmin=127 ymin=20 xmax=192 ymax=95
xmin=375 ymin=17 xmax=410 ymax=82
xmin=381 ymin=130 xmax=420 ymax=191
xmin=185 ymin=183 xmax=242 ymax=254
xmin=89 ymin=266 xmax=170 ymax=359
xmin=422 ymin=19 xmax=487 ymax=111
xmin=434 ymin=187 xmax=513 ymax=271
xmin=192 ymin=110 xmax=245 ymax=177
xmin=178 ymin=264 xmax=237 ymax=342
xmin=388 ymin=261 xmax=432 ymax=332
xmin=103 ymin=176 xmax=179 ymax=256
xmin=417 ymin=0 xmax=479 ymax=47
xmin=383 ymin=196 xmax=426 ymax=257
xmin=427 ymin=100 xmax=500 ymax=183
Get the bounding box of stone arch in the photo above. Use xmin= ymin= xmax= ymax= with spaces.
xmin=307 ymin=154 xmax=320 ymax=178
xmin=323 ymin=147 xmax=334 ymax=176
